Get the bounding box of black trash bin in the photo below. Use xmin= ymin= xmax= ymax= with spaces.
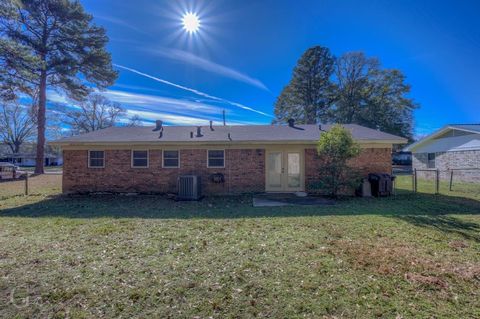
xmin=368 ymin=173 xmax=395 ymax=197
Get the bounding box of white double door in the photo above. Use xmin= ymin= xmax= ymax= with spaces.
xmin=266 ymin=149 xmax=304 ymax=192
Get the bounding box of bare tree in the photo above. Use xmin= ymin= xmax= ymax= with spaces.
xmin=64 ymin=94 xmax=126 ymax=134
xmin=0 ymin=99 xmax=37 ymax=153
xmin=126 ymin=114 xmax=143 ymax=127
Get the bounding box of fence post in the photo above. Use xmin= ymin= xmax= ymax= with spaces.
xmin=413 ymin=168 xmax=417 ymax=193
xmin=449 ymin=170 xmax=453 ymax=191
xmin=24 ymin=173 xmax=29 ymax=196
xmin=435 ymin=169 xmax=440 ymax=195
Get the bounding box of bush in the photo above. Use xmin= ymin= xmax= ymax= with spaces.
xmin=313 ymin=124 xmax=361 ymax=197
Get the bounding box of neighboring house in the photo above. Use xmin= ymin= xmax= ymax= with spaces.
xmin=405 ymin=124 xmax=480 ymax=182
xmin=0 ymin=143 xmax=63 ymax=166
xmin=51 ymin=120 xmax=406 ymax=194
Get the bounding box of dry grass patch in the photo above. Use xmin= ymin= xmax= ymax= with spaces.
xmin=329 ymin=238 xmax=480 ymax=287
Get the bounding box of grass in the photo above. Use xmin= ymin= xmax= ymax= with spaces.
xmin=0 ymin=175 xmax=479 ymax=318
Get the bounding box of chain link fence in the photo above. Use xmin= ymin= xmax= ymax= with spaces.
xmin=0 ymin=173 xmax=62 ymax=199
xmin=394 ymin=168 xmax=480 ymax=197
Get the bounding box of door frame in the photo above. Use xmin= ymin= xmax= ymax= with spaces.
xmin=265 ymin=147 xmax=305 ymax=192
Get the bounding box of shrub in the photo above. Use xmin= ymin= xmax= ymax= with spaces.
xmin=313 ymin=124 xmax=361 ymax=197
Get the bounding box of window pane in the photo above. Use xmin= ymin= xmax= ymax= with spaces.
xmin=90 ymin=158 xmax=104 ymax=167
xmin=164 ymin=150 xmax=178 ymax=159
xmin=90 ymin=151 xmax=104 ymax=159
xmin=164 ymin=158 xmax=179 ymax=167
xmin=208 ymin=150 xmax=224 ymax=167
xmin=133 ymin=150 xmax=148 ymax=159
xmin=133 ymin=158 xmax=148 ymax=167
xmin=208 ymin=150 xmax=224 ymax=158
xmin=427 ymin=153 xmax=435 ymax=168
xmin=267 ymin=152 xmax=282 ymax=187
xmin=89 ymin=151 xmax=104 ymax=167
xmin=287 ymin=153 xmax=300 ymax=175
xmin=208 ymin=158 xmax=224 ymax=167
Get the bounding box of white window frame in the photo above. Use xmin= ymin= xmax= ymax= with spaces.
xmin=207 ymin=149 xmax=225 ymax=168
xmin=131 ymin=150 xmax=149 ymax=168
xmin=88 ymin=150 xmax=105 ymax=168
xmin=162 ymin=150 xmax=180 ymax=168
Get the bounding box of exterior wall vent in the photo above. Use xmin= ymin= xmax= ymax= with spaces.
xmin=177 ymin=175 xmax=202 ymax=200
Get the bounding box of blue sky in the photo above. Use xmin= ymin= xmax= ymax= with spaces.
xmin=69 ymin=0 xmax=480 ymax=136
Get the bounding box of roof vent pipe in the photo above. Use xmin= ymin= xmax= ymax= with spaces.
xmin=153 ymin=120 xmax=163 ymax=131
xmin=190 ymin=131 xmax=194 ymax=138
xmin=287 ymin=118 xmax=295 ymax=127
xmin=209 ymin=120 xmax=214 ymax=131
xmin=196 ymin=126 xmax=203 ymax=137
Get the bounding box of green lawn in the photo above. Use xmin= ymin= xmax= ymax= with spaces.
xmin=0 ymin=175 xmax=479 ymax=318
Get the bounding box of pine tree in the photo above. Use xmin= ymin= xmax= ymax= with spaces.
xmin=0 ymin=0 xmax=117 ymax=173
xmin=274 ymin=46 xmax=335 ymax=124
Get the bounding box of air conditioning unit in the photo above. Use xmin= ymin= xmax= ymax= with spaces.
xmin=177 ymin=175 xmax=202 ymax=200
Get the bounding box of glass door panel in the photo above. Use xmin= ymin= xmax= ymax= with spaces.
xmin=287 ymin=153 xmax=301 ymax=188
xmin=267 ymin=152 xmax=282 ymax=188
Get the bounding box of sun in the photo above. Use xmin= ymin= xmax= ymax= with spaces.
xmin=182 ymin=12 xmax=200 ymax=33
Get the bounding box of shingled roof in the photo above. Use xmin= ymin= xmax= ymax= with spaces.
xmin=51 ymin=123 xmax=407 ymax=145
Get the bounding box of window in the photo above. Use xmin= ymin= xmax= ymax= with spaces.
xmin=163 ymin=150 xmax=179 ymax=168
xmin=208 ymin=150 xmax=225 ymax=168
xmin=89 ymin=150 xmax=104 ymax=168
xmin=132 ymin=150 xmax=149 ymax=168
xmin=427 ymin=153 xmax=435 ymax=168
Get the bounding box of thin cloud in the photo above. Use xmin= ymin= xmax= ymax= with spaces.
xmin=103 ymin=89 xmax=225 ymax=116
xmin=94 ymin=15 xmax=145 ymax=34
xmin=46 ymin=88 xmax=263 ymax=126
xmin=113 ymin=64 xmax=273 ymax=117
xmin=125 ymin=109 xmax=261 ymax=126
xmin=125 ymin=109 xmax=211 ymax=126
xmin=148 ymin=48 xmax=270 ymax=92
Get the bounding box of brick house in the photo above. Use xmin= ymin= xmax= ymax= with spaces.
xmin=51 ymin=121 xmax=406 ymax=194
xmin=405 ymin=124 xmax=480 ymax=182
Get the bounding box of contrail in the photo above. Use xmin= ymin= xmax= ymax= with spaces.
xmin=113 ymin=64 xmax=273 ymax=117
xmin=146 ymin=48 xmax=270 ymax=92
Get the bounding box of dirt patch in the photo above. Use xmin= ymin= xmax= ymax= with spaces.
xmin=449 ymin=240 xmax=469 ymax=250
xmin=405 ymin=273 xmax=448 ymax=290
xmin=329 ymin=238 xmax=480 ymax=287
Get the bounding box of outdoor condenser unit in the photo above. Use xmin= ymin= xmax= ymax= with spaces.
xmin=177 ymin=175 xmax=202 ymax=200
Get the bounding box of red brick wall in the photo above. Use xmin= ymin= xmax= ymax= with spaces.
xmin=304 ymin=147 xmax=392 ymax=192
xmin=63 ymin=149 xmax=265 ymax=194
xmin=63 ymin=147 xmax=391 ymax=195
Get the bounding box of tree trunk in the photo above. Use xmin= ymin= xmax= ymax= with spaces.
xmin=13 ymin=141 xmax=21 ymax=154
xmin=35 ymin=70 xmax=47 ymax=174
xmin=7 ymin=143 xmax=15 ymax=154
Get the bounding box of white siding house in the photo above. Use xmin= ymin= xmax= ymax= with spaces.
xmin=405 ymin=124 xmax=480 ymax=182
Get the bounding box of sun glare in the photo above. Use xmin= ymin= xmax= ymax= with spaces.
xmin=182 ymin=12 xmax=200 ymax=33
